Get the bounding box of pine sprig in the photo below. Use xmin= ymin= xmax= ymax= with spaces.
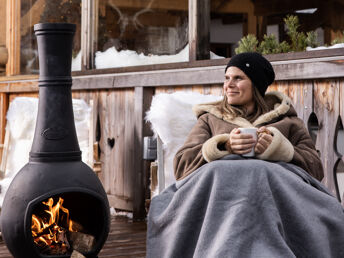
xmin=235 ymin=34 xmax=259 ymax=54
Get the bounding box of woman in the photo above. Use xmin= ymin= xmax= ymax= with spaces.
xmin=147 ymin=52 xmax=344 ymax=258
xmin=174 ymin=52 xmax=322 ymax=181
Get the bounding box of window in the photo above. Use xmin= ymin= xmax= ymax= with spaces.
xmin=20 ymin=0 xmax=82 ymax=75
xmin=210 ymin=0 xmax=344 ymax=58
xmin=95 ymin=0 xmax=188 ymax=69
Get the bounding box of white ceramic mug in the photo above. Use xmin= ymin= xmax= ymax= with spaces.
xmin=238 ymin=128 xmax=257 ymax=157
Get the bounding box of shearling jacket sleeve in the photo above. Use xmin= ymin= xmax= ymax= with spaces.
xmin=174 ymin=114 xmax=231 ymax=180
xmin=173 ymin=115 xmax=210 ymax=180
xmin=288 ymin=118 xmax=324 ymax=181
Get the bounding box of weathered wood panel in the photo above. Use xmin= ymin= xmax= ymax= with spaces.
xmin=312 ymin=80 xmax=340 ymax=195
xmin=98 ymin=89 xmax=136 ymax=211
xmin=6 ymin=0 xmax=21 ymax=76
xmin=81 ymin=0 xmax=98 ymax=70
xmin=155 ymin=84 xmax=223 ymax=95
xmin=0 ymin=0 xmax=6 ymax=47
xmin=189 ymin=0 xmax=210 ymax=61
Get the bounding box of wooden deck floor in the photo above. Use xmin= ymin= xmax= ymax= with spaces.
xmin=0 ymin=216 xmax=147 ymax=258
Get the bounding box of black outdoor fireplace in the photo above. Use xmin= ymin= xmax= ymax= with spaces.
xmin=0 ymin=23 xmax=110 ymax=258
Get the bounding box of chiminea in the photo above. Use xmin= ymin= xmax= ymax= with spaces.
xmin=0 ymin=23 xmax=110 ymax=258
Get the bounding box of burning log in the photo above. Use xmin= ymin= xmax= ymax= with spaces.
xmin=68 ymin=231 xmax=95 ymax=253
xmin=71 ymin=250 xmax=86 ymax=258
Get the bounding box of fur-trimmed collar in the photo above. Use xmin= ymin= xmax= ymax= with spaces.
xmin=192 ymin=91 xmax=294 ymax=128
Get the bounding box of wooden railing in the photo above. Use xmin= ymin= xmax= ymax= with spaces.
xmin=1 ymin=53 xmax=344 ymax=218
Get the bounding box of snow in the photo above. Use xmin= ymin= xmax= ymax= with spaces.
xmin=72 ymin=51 xmax=82 ymax=71
xmin=0 ymin=97 xmax=91 ymax=207
xmin=72 ymin=44 xmax=224 ymax=71
xmin=110 ymin=207 xmax=133 ymax=219
xmin=306 ymin=43 xmax=344 ymax=51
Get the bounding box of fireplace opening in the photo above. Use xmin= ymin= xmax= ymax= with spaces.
xmin=27 ymin=191 xmax=107 ymax=257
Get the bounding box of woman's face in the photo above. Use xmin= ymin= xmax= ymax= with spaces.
xmin=223 ymin=66 xmax=254 ymax=111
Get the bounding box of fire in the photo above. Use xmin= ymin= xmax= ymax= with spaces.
xmin=31 ymin=197 xmax=76 ymax=253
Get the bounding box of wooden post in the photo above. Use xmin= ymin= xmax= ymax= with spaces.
xmin=133 ymin=86 xmax=154 ymax=220
xmin=189 ymin=0 xmax=210 ymax=61
xmin=6 ymin=0 xmax=21 ymax=75
xmin=257 ymin=16 xmax=267 ymax=41
xmin=81 ymin=0 xmax=98 ymax=70
xmin=0 ymin=93 xmax=9 ymax=170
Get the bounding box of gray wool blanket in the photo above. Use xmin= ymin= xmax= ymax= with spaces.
xmin=147 ymin=155 xmax=344 ymax=258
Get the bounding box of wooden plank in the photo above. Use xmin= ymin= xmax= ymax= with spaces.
xmin=189 ymin=0 xmax=210 ymax=61
xmin=0 ymin=128 xmax=10 ymax=178
xmin=287 ymin=81 xmax=314 ymax=123
xmin=123 ymin=89 xmax=135 ymax=206
xmin=107 ymin=194 xmax=132 ymax=211
xmin=253 ymin=0 xmax=316 ymax=16
xmin=81 ymin=0 xmax=98 ymax=70
xmin=6 ymin=0 xmax=21 ymax=75
xmin=0 ymin=93 xmax=8 ymax=147
xmin=98 ymin=89 xmax=135 ymax=212
xmin=209 ymin=84 xmax=223 ymax=96
xmin=113 ymin=89 xmax=125 ymax=203
xmin=313 ymin=80 xmax=340 ymax=195
xmin=98 ymin=90 xmax=111 ymax=193
xmin=0 ymin=0 xmax=6 ymax=46
xmin=76 ymin=58 xmax=344 ymax=89
xmin=0 ymin=59 xmax=344 ymax=92
xmin=0 ymin=92 xmax=8 ymax=172
xmin=133 ymin=87 xmax=154 ymax=220
xmin=0 ymin=46 xmax=8 ymax=66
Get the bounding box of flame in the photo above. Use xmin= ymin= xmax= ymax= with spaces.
xmin=31 ymin=197 xmax=76 ymax=252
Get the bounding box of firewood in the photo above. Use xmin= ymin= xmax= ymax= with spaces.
xmin=70 ymin=221 xmax=84 ymax=232
xmin=68 ymin=231 xmax=95 ymax=253
xmin=57 ymin=229 xmax=70 ymax=249
xmin=71 ymin=250 xmax=86 ymax=258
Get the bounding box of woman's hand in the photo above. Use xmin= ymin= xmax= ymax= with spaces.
xmin=225 ymin=128 xmax=257 ymax=155
xmin=254 ymin=126 xmax=273 ymax=154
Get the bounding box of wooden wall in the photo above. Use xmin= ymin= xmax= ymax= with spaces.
xmin=1 ymin=77 xmax=344 ymax=217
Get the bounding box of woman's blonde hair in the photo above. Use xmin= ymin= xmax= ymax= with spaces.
xmin=219 ymin=85 xmax=269 ymax=123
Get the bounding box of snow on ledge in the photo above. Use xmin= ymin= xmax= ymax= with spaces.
xmin=72 ymin=44 xmax=224 ymax=71
xmin=306 ymin=43 xmax=344 ymax=51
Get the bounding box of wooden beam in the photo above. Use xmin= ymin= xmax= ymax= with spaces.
xmin=81 ymin=0 xmax=98 ymax=70
xmin=218 ymin=0 xmax=254 ymax=13
xmin=0 ymin=93 xmax=8 ymax=155
xmin=133 ymin=86 xmax=154 ymax=220
xmin=257 ymin=15 xmax=267 ymax=41
xmin=253 ymin=0 xmax=318 ymax=16
xmin=6 ymin=0 xmax=21 ymax=76
xmin=0 ymin=0 xmax=6 ymax=46
xmin=2 ymin=50 xmax=344 ymax=91
xmin=189 ymin=0 xmax=210 ymax=61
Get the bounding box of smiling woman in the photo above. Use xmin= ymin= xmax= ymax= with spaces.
xmin=147 ymin=52 xmax=344 ymax=258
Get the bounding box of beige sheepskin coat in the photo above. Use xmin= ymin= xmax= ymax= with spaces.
xmin=173 ymin=91 xmax=323 ymax=181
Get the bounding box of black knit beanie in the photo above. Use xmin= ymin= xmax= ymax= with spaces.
xmin=225 ymin=52 xmax=275 ymax=97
